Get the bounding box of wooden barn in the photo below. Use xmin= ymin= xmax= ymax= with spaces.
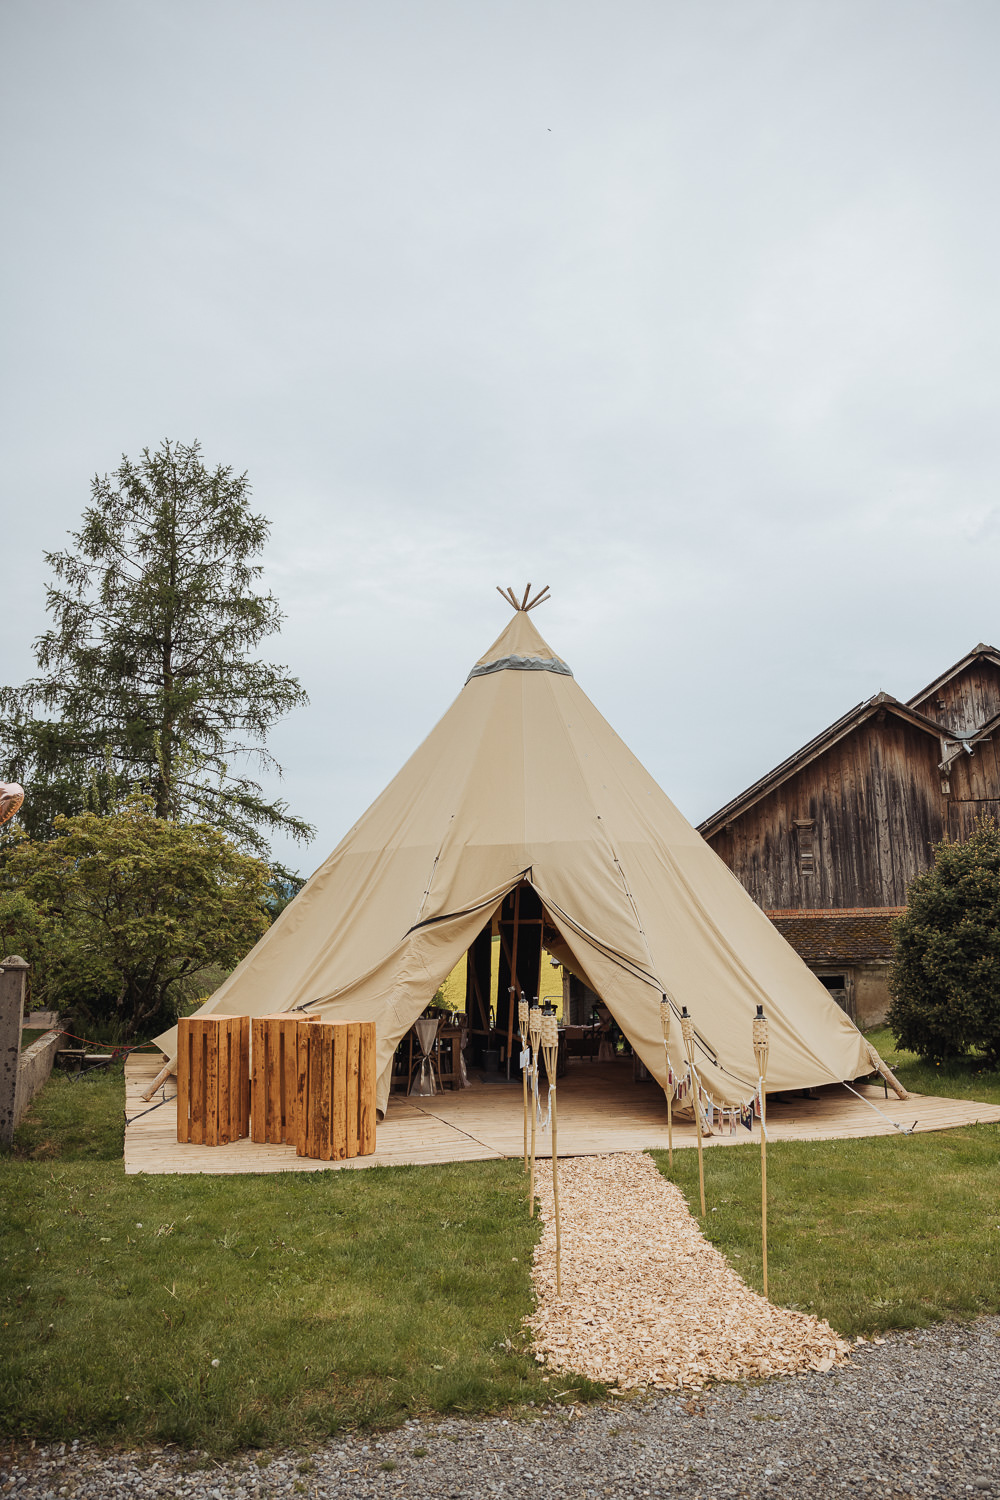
xmin=699 ymin=643 xmax=1000 ymax=1026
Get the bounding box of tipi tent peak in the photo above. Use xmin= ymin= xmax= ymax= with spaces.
xmin=496 ymin=583 xmax=551 ymax=612
xmin=156 ymin=600 xmax=880 ymax=1118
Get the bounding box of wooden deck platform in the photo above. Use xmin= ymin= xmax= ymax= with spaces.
xmin=123 ymin=1054 xmax=1000 ymax=1176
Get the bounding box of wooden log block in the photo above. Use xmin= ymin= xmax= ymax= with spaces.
xmin=333 ymin=1026 xmax=348 ymax=1161
xmin=346 ymin=1023 xmax=361 ymax=1158
xmin=250 ymin=1014 xmax=300 ymax=1145
xmin=190 ymin=1022 xmax=206 ymax=1145
xmin=176 ymin=1015 xmax=250 ymax=1146
xmin=177 ymin=1024 xmax=192 ymax=1144
xmin=238 ymin=1018 xmax=250 ymax=1129
xmin=296 ymin=1019 xmax=376 ymax=1160
xmin=205 ymin=1024 xmax=220 ymax=1146
xmin=358 ymin=1022 xmax=376 ymax=1155
xmin=296 ymin=1022 xmax=310 ymax=1158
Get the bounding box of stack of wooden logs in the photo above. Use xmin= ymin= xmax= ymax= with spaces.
xmin=176 ymin=1012 xmax=375 ymax=1160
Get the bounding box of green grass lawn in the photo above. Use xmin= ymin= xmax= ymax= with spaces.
xmin=659 ymin=1126 xmax=1000 ymax=1337
xmin=1 ymin=1068 xmax=585 ymax=1451
xmin=3 ymin=1035 xmax=1000 ymax=1451
xmin=657 ymin=1029 xmax=1000 ymax=1339
xmin=865 ymin=1024 xmax=1000 ymax=1106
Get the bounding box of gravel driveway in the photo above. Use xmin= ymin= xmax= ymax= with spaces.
xmin=3 ymin=1316 xmax=998 ymax=1499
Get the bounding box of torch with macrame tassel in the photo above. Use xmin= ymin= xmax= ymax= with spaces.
xmin=680 ymin=1006 xmax=707 ymax=1216
xmin=527 ymin=999 xmax=542 ymax=1216
xmin=753 ymin=1003 xmax=770 ymax=1300
xmin=518 ymin=992 xmax=530 ymax=1173
xmin=540 ymin=1002 xmax=562 ymax=1297
xmin=659 ymin=994 xmax=676 ymax=1171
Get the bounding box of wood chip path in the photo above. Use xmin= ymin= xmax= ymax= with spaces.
xmin=124 ymin=1053 xmax=1000 ymax=1175
xmin=526 ymin=1152 xmax=850 ymax=1391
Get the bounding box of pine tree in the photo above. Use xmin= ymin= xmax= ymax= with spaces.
xmin=0 ymin=440 xmax=312 ymax=858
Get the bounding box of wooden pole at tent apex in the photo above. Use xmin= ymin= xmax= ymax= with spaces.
xmin=496 ymin=584 xmax=551 ymax=612
xmin=541 ymin=1002 xmax=562 ymax=1297
xmin=680 ymin=1007 xmax=706 ymax=1216
xmin=753 ymin=1004 xmax=770 ymax=1300
xmin=528 ymin=1000 xmax=542 ymax=1215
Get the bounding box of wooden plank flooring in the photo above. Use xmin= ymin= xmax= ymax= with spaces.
xmin=124 ymin=1055 xmax=1000 ymax=1176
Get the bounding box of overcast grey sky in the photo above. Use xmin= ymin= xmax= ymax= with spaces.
xmin=2 ymin=0 xmax=999 ymax=874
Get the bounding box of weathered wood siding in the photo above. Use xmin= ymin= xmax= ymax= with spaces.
xmin=911 ymin=659 xmax=1000 ymax=736
xmin=945 ymin=731 xmax=1000 ymax=839
xmin=707 ymin=715 xmax=946 ymax=909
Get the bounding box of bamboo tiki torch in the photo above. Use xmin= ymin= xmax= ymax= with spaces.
xmin=680 ymin=1006 xmax=706 ymax=1216
xmin=540 ymin=1002 xmax=562 ymax=1297
xmin=518 ymin=992 xmax=530 ymax=1173
xmin=659 ymin=996 xmax=677 ymax=1170
xmin=528 ymin=1000 xmax=542 ymax=1216
xmin=753 ymin=1003 xmax=770 ymax=1299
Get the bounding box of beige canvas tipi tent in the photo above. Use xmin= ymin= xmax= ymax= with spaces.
xmin=155 ymin=593 xmax=881 ymax=1115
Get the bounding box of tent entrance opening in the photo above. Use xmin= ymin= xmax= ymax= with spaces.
xmin=456 ymin=881 xmax=642 ymax=1081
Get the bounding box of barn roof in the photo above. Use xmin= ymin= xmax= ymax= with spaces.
xmin=906 ymin=642 xmax=1000 ymax=711
xmin=698 ymin=692 xmax=944 ymax=840
xmin=766 ymin=909 xmax=903 ymax=964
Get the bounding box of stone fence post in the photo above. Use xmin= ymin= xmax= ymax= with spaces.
xmin=0 ymin=956 xmax=30 ymax=1147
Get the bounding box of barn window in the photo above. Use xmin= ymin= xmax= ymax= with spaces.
xmin=816 ymin=971 xmax=856 ymax=1021
xmin=794 ymin=818 xmax=816 ymax=876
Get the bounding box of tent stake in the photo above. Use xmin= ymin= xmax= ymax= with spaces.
xmin=753 ymin=1005 xmax=770 ymax=1300
xmin=681 ymin=1007 xmax=706 ymax=1215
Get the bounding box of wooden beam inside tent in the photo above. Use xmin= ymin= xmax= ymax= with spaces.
xmin=505 ymin=882 xmax=521 ymax=1076
xmin=466 ymin=926 xmax=493 ymax=1039
xmin=497 ymin=882 xmax=544 ymax=1068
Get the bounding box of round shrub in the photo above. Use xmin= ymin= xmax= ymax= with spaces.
xmin=888 ymin=818 xmax=1000 ymax=1064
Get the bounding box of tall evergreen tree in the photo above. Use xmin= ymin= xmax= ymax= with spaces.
xmin=0 ymin=440 xmax=312 ymax=857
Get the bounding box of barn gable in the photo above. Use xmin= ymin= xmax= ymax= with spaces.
xmin=907 ymin=643 xmax=1000 ymax=737
xmin=698 ymin=644 xmax=1000 ymax=1026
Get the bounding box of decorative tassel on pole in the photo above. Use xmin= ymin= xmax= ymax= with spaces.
xmin=659 ymin=994 xmax=676 ymax=1171
xmin=528 ymin=999 xmax=542 ymax=1216
xmin=680 ymin=1006 xmax=706 ymax=1216
xmin=753 ymin=1003 xmax=770 ymax=1300
xmin=540 ymin=1002 xmax=562 ymax=1297
xmin=518 ymin=992 xmax=530 ymax=1173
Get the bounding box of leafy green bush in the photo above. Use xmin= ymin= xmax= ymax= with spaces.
xmin=0 ymin=795 xmax=269 ymax=1038
xmin=888 ymin=819 xmax=1000 ymax=1064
